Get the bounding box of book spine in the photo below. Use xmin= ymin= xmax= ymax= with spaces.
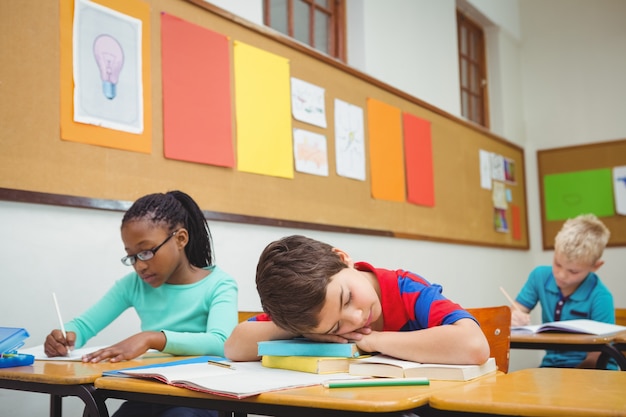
xmin=261 ymin=356 xmax=318 ymax=373
xmin=258 ymin=344 xmax=358 ymax=358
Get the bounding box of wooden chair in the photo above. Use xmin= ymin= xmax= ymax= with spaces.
xmin=466 ymin=306 xmax=511 ymax=373
xmin=615 ymin=308 xmax=626 ymax=326
xmin=615 ymin=308 xmax=626 ymax=358
xmin=238 ymin=311 xmax=262 ymax=323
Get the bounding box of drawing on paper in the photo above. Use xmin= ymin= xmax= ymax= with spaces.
xmin=293 ymin=128 xmax=329 ymax=177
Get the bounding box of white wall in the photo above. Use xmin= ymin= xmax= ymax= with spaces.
xmin=520 ymin=0 xmax=626 ymax=149
xmin=3 ymin=0 xmax=626 ymax=415
xmin=347 ymin=0 xmax=462 ymax=116
xmin=519 ymin=0 xmax=626 ymax=308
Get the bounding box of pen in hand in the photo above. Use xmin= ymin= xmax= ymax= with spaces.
xmin=52 ymin=292 xmax=71 ymax=357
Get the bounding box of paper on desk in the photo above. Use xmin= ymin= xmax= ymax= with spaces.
xmin=19 ymin=345 xmax=163 ymax=361
xmin=19 ymin=345 xmax=109 ymax=361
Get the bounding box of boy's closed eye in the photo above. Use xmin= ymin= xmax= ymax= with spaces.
xmin=344 ymin=291 xmax=352 ymax=306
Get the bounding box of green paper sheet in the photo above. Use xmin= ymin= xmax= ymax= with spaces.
xmin=543 ymin=168 xmax=614 ymax=221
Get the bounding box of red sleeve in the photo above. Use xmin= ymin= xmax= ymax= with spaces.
xmin=249 ymin=313 xmax=272 ymax=322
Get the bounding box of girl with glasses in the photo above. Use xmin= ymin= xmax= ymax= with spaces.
xmin=44 ymin=190 xmax=238 ymax=417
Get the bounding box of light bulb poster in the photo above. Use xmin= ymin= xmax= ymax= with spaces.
xmin=60 ymin=0 xmax=152 ymax=153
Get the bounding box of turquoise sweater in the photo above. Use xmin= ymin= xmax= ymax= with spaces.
xmin=65 ymin=265 xmax=238 ymax=356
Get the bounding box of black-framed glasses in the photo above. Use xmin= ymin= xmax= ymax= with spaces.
xmin=121 ymin=230 xmax=178 ymax=266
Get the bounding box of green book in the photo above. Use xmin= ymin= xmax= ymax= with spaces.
xmin=257 ymin=339 xmax=361 ymax=358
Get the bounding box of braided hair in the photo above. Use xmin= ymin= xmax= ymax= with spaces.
xmin=122 ymin=191 xmax=214 ymax=267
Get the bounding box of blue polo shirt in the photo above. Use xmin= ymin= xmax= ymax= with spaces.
xmin=516 ymin=265 xmax=615 ymax=368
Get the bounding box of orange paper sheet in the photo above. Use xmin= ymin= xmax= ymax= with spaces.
xmin=511 ymin=204 xmax=522 ymax=240
xmin=60 ymin=0 xmax=152 ymax=153
xmin=403 ymin=113 xmax=435 ymax=206
xmin=367 ymin=98 xmax=405 ymax=202
xmin=161 ymin=13 xmax=234 ymax=167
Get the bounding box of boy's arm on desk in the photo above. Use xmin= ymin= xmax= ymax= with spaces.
xmin=224 ymin=321 xmax=295 ymax=361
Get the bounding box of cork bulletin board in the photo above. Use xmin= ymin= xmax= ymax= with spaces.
xmin=537 ymin=139 xmax=626 ymax=249
xmin=0 ymin=0 xmax=529 ymax=249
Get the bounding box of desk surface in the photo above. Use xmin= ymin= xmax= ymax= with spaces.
xmin=0 ymin=354 xmax=183 ymax=417
xmin=95 ymin=374 xmax=479 ymax=415
xmin=429 ymin=367 xmax=626 ymax=417
xmin=0 ymin=353 xmax=178 ymax=385
xmin=510 ymin=330 xmax=626 ymax=370
xmin=510 ymin=329 xmax=626 ymax=345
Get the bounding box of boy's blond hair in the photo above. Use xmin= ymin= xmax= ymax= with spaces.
xmin=554 ymin=214 xmax=610 ymax=265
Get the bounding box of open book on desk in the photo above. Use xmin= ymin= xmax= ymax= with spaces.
xmin=511 ymin=319 xmax=626 ymax=336
xmin=349 ymin=355 xmax=497 ymax=381
xmin=113 ymin=358 xmax=362 ymax=398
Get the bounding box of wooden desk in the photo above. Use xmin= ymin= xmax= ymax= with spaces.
xmin=614 ymin=334 xmax=626 ymax=351
xmin=0 ymin=354 xmax=178 ymax=417
xmin=94 ymin=374 xmax=478 ymax=417
xmin=510 ymin=330 xmax=626 ymax=370
xmin=428 ymin=367 xmax=626 ymax=416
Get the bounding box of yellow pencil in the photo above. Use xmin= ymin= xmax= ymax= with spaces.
xmin=499 ymin=286 xmax=520 ymax=312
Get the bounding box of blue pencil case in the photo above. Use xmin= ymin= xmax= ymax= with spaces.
xmin=0 ymin=327 xmax=35 ymax=368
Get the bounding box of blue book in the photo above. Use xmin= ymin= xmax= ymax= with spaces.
xmin=102 ymin=355 xmax=226 ymax=377
xmin=0 ymin=327 xmax=29 ymax=354
xmin=257 ymin=339 xmax=361 ymax=358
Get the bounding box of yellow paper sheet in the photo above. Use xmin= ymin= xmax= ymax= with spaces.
xmin=234 ymin=41 xmax=293 ymax=179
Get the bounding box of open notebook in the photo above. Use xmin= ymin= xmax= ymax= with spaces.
xmin=511 ymin=319 xmax=626 ymax=336
xmin=111 ymin=358 xmax=363 ymax=399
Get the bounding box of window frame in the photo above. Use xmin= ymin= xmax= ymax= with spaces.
xmin=263 ymin=0 xmax=346 ymax=61
xmin=457 ymin=9 xmax=490 ymax=128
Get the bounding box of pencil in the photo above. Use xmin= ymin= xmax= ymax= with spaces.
xmin=207 ymin=359 xmax=236 ymax=370
xmin=499 ymin=286 xmax=520 ymax=312
xmin=324 ymin=377 xmax=430 ymax=388
xmin=52 ymin=292 xmax=70 ymax=355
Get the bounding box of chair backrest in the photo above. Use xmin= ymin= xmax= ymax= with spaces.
xmin=615 ymin=308 xmax=626 ymax=326
xmin=238 ymin=311 xmax=262 ymax=323
xmin=466 ymin=306 xmax=511 ymax=373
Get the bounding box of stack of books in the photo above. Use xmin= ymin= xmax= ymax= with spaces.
xmin=258 ymin=338 xmax=364 ymax=374
xmin=258 ymin=338 xmax=497 ymax=381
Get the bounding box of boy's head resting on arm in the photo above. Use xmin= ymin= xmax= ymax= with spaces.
xmin=256 ymin=235 xmax=348 ymax=334
xmin=554 ymin=213 xmax=610 ymax=266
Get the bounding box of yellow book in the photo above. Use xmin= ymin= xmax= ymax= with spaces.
xmin=262 ymin=355 xmax=360 ymax=374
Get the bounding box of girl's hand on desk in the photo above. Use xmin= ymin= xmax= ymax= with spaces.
xmin=82 ymin=331 xmax=166 ymax=363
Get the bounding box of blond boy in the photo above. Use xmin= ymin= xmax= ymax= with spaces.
xmin=511 ymin=214 xmax=613 ymax=368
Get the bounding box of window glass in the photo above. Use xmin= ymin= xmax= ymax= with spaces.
xmin=271 ymin=0 xmax=289 ymax=34
xmin=293 ymin=0 xmax=310 ymax=45
xmin=264 ymin=0 xmax=345 ymax=61
xmin=314 ymin=9 xmax=329 ymax=53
